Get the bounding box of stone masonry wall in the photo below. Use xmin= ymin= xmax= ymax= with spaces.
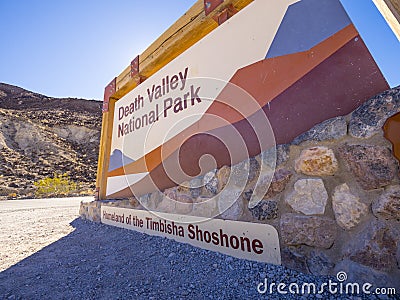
xmin=81 ymin=86 xmax=400 ymax=288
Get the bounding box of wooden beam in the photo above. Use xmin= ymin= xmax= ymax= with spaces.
xmin=113 ymin=0 xmax=253 ymax=100
xmin=387 ymin=0 xmax=400 ymax=19
xmin=373 ymin=0 xmax=400 ymax=41
xmin=96 ymin=98 xmax=116 ymax=200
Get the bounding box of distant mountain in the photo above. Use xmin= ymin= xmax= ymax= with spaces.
xmin=0 ymin=83 xmax=102 ymax=199
xmin=0 ymin=83 xmax=101 ymax=114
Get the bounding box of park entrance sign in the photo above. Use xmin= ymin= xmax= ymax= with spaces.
xmin=98 ymin=0 xmax=399 ymax=200
xmin=95 ymin=0 xmax=400 ymax=265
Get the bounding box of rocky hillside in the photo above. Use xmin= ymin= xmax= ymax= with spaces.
xmin=0 ymin=83 xmax=102 ymax=199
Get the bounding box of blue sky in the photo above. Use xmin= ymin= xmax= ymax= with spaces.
xmin=0 ymin=0 xmax=398 ymax=100
xmin=0 ymin=0 xmax=196 ymax=100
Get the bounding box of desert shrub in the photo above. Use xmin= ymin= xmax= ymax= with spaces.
xmin=34 ymin=173 xmax=78 ymax=198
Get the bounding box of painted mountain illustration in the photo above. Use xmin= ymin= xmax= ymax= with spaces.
xmin=108 ymin=149 xmax=135 ymax=172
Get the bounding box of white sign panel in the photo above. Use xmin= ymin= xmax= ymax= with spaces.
xmin=107 ymin=0 xmax=298 ymax=196
xmin=101 ymin=206 xmax=281 ymax=265
xmin=112 ymin=0 xmax=297 ymax=158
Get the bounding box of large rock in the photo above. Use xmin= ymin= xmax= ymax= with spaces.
xmin=264 ymin=168 xmax=292 ymax=199
xmin=163 ymin=186 xmax=178 ymax=200
xmin=148 ymin=191 xmax=164 ymax=210
xmin=332 ymin=183 xmax=368 ymax=230
xmin=215 ymin=159 xmax=260 ymax=194
xmin=156 ymin=193 xmax=193 ymax=215
xmin=276 ymin=144 xmax=290 ymax=167
xmin=181 ymin=175 xmax=204 ymax=198
xmin=240 ymin=157 xmax=260 ymax=183
xmin=372 ymin=185 xmax=400 ymax=220
xmin=249 ymin=199 xmax=278 ymax=220
xmin=280 ymin=213 xmax=337 ymax=248
xmin=155 ymin=197 xmax=176 ymax=214
xmin=80 ymin=201 xmax=101 ymax=223
xmin=339 ymin=144 xmax=399 ymax=190
xmin=230 ymin=158 xmax=259 ymax=188
xmin=191 ymin=196 xmax=217 ymax=218
xmin=260 ymin=144 xmax=290 ymax=168
xmin=281 ymin=247 xmax=309 ymax=274
xmin=177 ymin=182 xmax=191 ymax=195
xmin=175 ymin=194 xmax=193 ymax=214
xmin=292 ymin=116 xmax=347 ymax=145
xmin=216 ymin=165 xmax=230 ymax=192
xmin=217 ymin=189 xmax=244 ymax=220
xmin=307 ymin=251 xmax=335 ymax=276
xmin=248 ymin=168 xmax=292 ymax=208
xmin=138 ymin=193 xmax=151 ymax=209
xmin=202 ymin=169 xmax=218 ymax=196
xmin=344 ymin=220 xmax=398 ymax=272
xmin=349 ymin=87 xmax=400 ymax=138
xmin=128 ymin=197 xmax=140 ymax=208
xmin=285 ymin=179 xmax=328 ymax=215
xmin=295 ymin=146 xmax=338 ymax=176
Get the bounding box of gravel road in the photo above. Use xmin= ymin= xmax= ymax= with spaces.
xmin=0 ymin=198 xmax=389 ymax=299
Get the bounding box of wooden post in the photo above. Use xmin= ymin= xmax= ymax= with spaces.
xmin=96 ymin=79 xmax=117 ymax=200
xmin=373 ymin=0 xmax=400 ymax=41
xmin=113 ymin=0 xmax=253 ymax=99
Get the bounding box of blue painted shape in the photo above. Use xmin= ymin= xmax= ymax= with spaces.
xmin=266 ymin=0 xmax=351 ymax=58
xmin=340 ymin=0 xmax=400 ymax=88
xmin=108 ymin=149 xmax=135 ymax=172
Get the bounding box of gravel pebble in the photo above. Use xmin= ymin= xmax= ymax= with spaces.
xmin=0 ymin=199 xmax=385 ymax=299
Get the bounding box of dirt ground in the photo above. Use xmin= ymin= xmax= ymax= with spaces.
xmin=0 ymin=197 xmax=90 ymax=272
xmin=0 ymin=198 xmax=384 ymax=299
